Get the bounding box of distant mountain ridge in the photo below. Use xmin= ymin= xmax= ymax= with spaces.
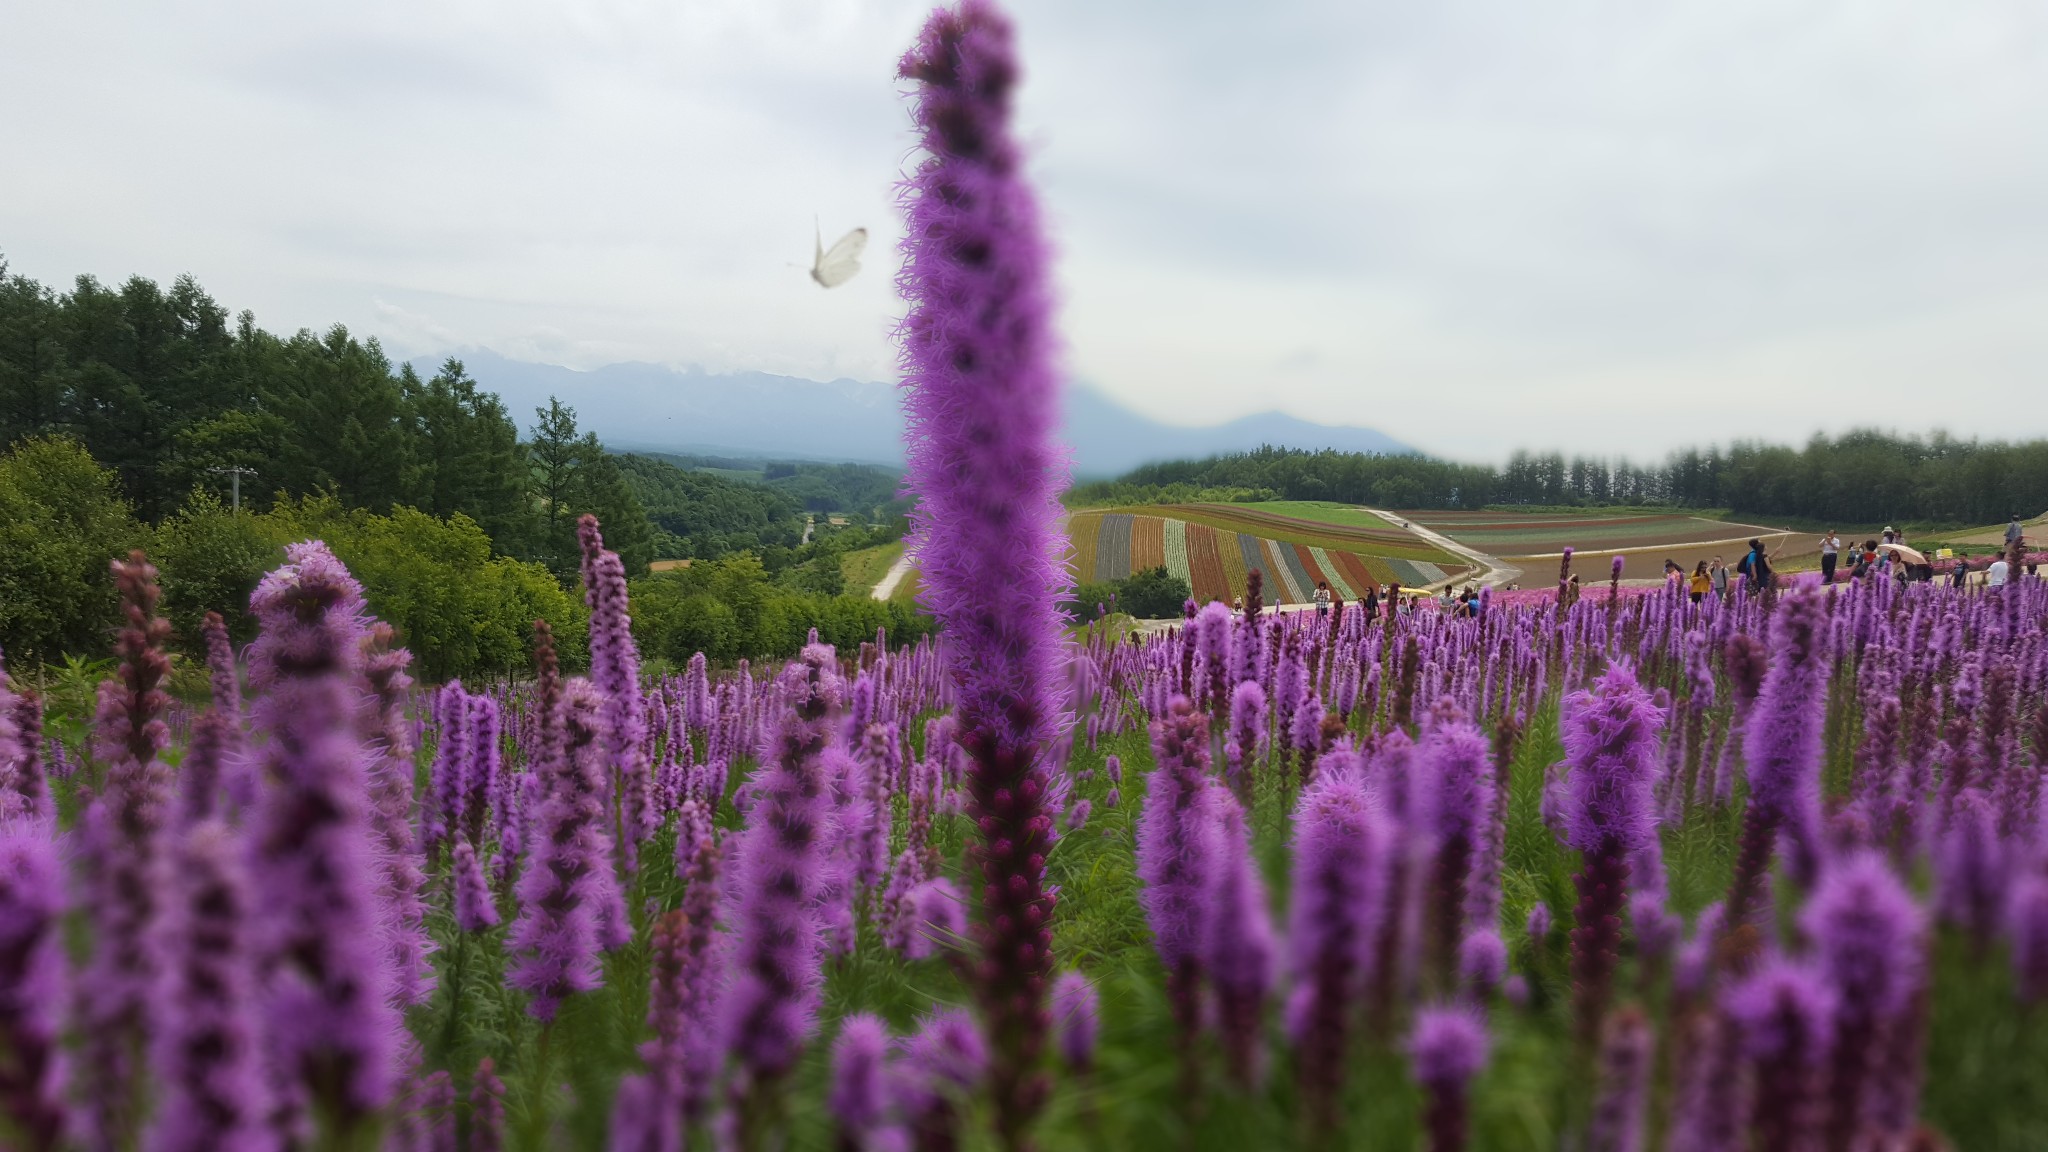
xmin=421 ymin=350 xmax=1413 ymax=477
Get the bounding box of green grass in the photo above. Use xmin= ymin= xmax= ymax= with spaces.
xmin=840 ymin=540 xmax=906 ymax=594
xmin=1240 ymin=501 xmax=1398 ymax=531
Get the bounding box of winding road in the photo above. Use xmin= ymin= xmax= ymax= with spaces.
xmin=1360 ymin=507 xmax=1523 ymax=591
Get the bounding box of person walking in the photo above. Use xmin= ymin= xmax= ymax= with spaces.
xmin=2008 ymin=514 xmax=2026 ymax=549
xmin=1736 ymin=537 xmax=1781 ymax=595
xmin=1362 ymin=585 xmax=1380 ymax=624
xmin=1709 ymin=556 xmax=1729 ymax=598
xmin=1689 ymin=561 xmax=1711 ymax=604
xmin=1313 ymin=581 xmax=1332 ymax=618
xmin=1819 ymin=529 xmax=1841 ymax=584
xmin=1988 ymin=555 xmax=2011 ymax=589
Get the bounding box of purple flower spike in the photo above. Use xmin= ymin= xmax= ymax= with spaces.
xmin=1136 ymin=697 xmax=1219 ymax=1054
xmin=1587 ymin=1007 xmax=1653 ymax=1152
xmin=1050 ymin=971 xmax=1100 ymax=1072
xmin=725 ymin=645 xmax=845 ymax=1112
xmin=0 ymin=818 xmax=69 ymax=1149
xmin=1727 ymin=589 xmax=1831 ymax=935
xmin=1723 ymin=957 xmax=1835 ymax=1151
xmin=579 ymin=515 xmax=658 ymax=854
xmin=149 ymin=818 xmax=272 ymax=1152
xmin=245 ymin=542 xmax=401 ymax=1124
xmin=453 ymin=836 xmax=500 ymax=933
xmin=1559 ymin=663 xmax=1663 ymax=1051
xmin=2008 ymin=873 xmax=2048 ymax=1002
xmin=469 ymin=1059 xmax=506 ymax=1152
xmin=1801 ymin=851 xmax=1926 ymax=1150
xmin=1458 ymin=927 xmax=1507 ymax=999
xmin=1410 ymin=1006 xmax=1489 ymax=1152
xmin=1205 ymin=795 xmax=1275 ymax=1086
xmin=898 ymin=3 xmax=1070 ymax=1139
xmin=899 ymin=878 xmax=969 ymax=961
xmin=506 ymin=627 xmax=621 ymax=1021
xmin=1527 ymin=902 xmax=1552 ymax=943
xmin=831 ymin=1014 xmax=896 ymax=1143
xmin=1288 ymin=768 xmax=1393 ymax=1134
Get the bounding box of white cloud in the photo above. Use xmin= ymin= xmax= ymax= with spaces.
xmin=3 ymin=0 xmax=2045 ymax=460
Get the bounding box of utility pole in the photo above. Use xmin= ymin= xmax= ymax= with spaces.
xmin=209 ymin=466 xmax=258 ymax=512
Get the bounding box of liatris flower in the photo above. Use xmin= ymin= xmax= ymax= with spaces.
xmin=895 ymin=1010 xmax=988 ymax=1151
xmin=607 ymin=1073 xmax=676 ymax=1152
xmin=1458 ymin=928 xmax=1507 ymax=1000
xmin=579 ymin=515 xmax=658 ymax=853
xmin=1558 ymin=664 xmax=1664 ymax=1050
xmin=358 ymin=623 xmax=436 ymax=1009
xmin=831 ymin=1014 xmax=897 ymax=1146
xmin=897 ymin=0 xmax=1080 ymax=1126
xmin=1723 ymin=958 xmax=1835 ymax=1152
xmin=725 ymin=646 xmax=845 ymax=1132
xmin=1104 ymin=786 xmax=1120 ymax=809
xmin=149 ymin=818 xmax=272 ymax=1152
xmin=1935 ymin=789 xmax=2006 ymax=946
xmin=1726 ymin=590 xmax=1830 ymax=939
xmin=1225 ymin=680 xmax=1267 ymax=799
xmin=1135 ymin=697 xmax=1220 ymax=1056
xmin=465 ymin=693 xmax=502 ymax=849
xmin=1065 ymin=797 xmax=1091 ymax=833
xmin=0 ymin=818 xmax=69 ymax=1150
xmin=505 ymin=631 xmax=618 ymax=1019
xmin=453 ymin=836 xmax=500 ymax=932
xmin=1050 ymin=971 xmax=1099 ymax=1072
xmin=5 ymin=688 xmax=50 ymax=823
xmin=1422 ymin=720 xmax=1494 ymax=988
xmin=391 ymin=1069 xmax=456 ymax=1152
xmin=647 ymin=836 xmax=726 ymax=1126
xmin=425 ymin=681 xmax=469 ymax=859
xmin=1801 ymin=851 xmax=1926 ymax=1152
xmin=1104 ymin=755 xmax=1122 ymax=785
xmin=896 ymin=878 xmax=969 ymax=961
xmin=1528 ymin=902 xmax=1553 ymax=944
xmin=1288 ymin=768 xmax=1393 ymax=1133
xmin=2007 ymin=872 xmax=2048 ymax=1002
xmin=79 ymin=552 xmax=176 ymax=1149
xmin=1587 ymin=1007 xmax=1653 ymax=1152
xmin=244 ymin=541 xmax=400 ymax=1124
xmin=469 ymin=1059 xmax=506 ymax=1152
xmin=1205 ymin=794 xmax=1275 ymax=1086
xmin=1409 ymin=1006 xmax=1489 ymax=1152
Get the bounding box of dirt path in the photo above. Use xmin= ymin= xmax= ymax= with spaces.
xmin=1363 ymin=507 xmax=1522 ymax=590
xmin=871 ymin=550 xmax=913 ymax=601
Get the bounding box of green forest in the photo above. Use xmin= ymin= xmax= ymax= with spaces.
xmin=0 ymin=258 xmax=927 ymax=677
xmin=1081 ymin=434 xmax=2048 ymax=526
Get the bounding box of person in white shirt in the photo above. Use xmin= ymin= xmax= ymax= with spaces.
xmin=1988 ymin=558 xmax=2011 ymax=588
xmin=1819 ymin=530 xmax=1841 ymax=583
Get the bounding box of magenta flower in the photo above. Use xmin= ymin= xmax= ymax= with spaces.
xmin=724 ymin=646 xmax=845 ymax=1127
xmin=453 ymin=836 xmax=500 ymax=933
xmin=1135 ymin=696 xmax=1220 ymax=1048
xmin=506 ymin=627 xmax=621 ymax=1021
xmin=1727 ymin=589 xmax=1830 ymax=933
xmin=244 ymin=542 xmax=401 ymax=1124
xmin=1409 ymin=1005 xmax=1489 ymax=1152
xmin=579 ymin=515 xmax=658 ymax=852
xmin=1558 ymin=663 xmax=1663 ymax=1050
xmin=0 ymin=818 xmax=69 ymax=1150
xmin=149 ymin=818 xmax=272 ymax=1152
xmin=1205 ymin=794 xmax=1275 ymax=1086
xmin=1287 ymin=768 xmax=1393 ymax=1132
xmin=897 ymin=3 xmax=1070 ymax=1137
xmin=1587 ymin=1007 xmax=1653 ymax=1152
xmin=1050 ymin=971 xmax=1100 ymax=1072
xmin=1722 ymin=957 xmax=1834 ymax=1151
xmin=831 ymin=1014 xmax=896 ymax=1144
xmin=1801 ymin=851 xmax=1925 ymax=1150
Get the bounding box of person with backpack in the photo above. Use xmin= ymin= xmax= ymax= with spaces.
xmin=1737 ymin=538 xmax=1779 ymax=594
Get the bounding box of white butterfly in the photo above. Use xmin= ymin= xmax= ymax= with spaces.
xmin=811 ymin=223 xmax=868 ymax=288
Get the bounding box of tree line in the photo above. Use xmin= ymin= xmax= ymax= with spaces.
xmin=1088 ymin=433 xmax=2048 ymax=526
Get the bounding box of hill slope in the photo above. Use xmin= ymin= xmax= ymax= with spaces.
xmin=426 ymin=351 xmax=1412 ymax=475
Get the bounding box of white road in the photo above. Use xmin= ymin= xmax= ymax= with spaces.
xmin=871 ymin=550 xmax=914 ymax=601
xmin=1361 ymin=507 xmax=1523 ymax=590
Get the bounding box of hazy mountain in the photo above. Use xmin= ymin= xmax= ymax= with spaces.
xmin=429 ymin=350 xmax=1412 ymax=476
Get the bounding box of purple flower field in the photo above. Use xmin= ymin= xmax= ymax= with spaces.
xmin=4 ymin=4 xmax=2048 ymax=1151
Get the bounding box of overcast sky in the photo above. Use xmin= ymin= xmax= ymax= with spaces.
xmin=4 ymin=0 xmax=2045 ymax=461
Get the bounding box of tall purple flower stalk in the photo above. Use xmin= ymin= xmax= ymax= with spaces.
xmin=1050 ymin=971 xmax=1099 ymax=1073
xmin=830 ymin=1014 xmax=897 ymax=1149
xmin=1587 ymin=1007 xmax=1653 ymax=1152
xmin=1409 ymin=1006 xmax=1489 ymax=1152
xmin=358 ymin=623 xmax=436 ymax=1009
xmin=1205 ymin=793 xmax=1275 ymax=1086
xmin=244 ymin=541 xmax=400 ymax=1129
xmin=79 ymin=552 xmax=175 ymax=1151
xmin=148 ymin=818 xmax=272 ymax=1152
xmin=1422 ymin=720 xmax=1494 ymax=990
xmin=580 ymin=515 xmax=658 ymax=859
xmin=0 ymin=818 xmax=68 ymax=1151
xmin=1723 ymin=957 xmax=1834 ymax=1152
xmin=507 ymin=624 xmax=621 ymax=1021
xmin=1134 ymin=697 xmax=1218 ymax=1078
xmin=1802 ymin=852 xmax=1925 ymax=1152
xmin=1558 ymin=664 xmax=1663 ymax=1052
xmin=897 ymin=4 xmax=1070 ymax=1141
xmin=1725 ymin=589 xmax=1830 ymax=949
xmin=1287 ymin=767 xmax=1393 ymax=1134
xmin=724 ymin=645 xmax=845 ymax=1142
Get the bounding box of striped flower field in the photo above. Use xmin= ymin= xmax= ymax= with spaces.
xmin=1070 ymin=508 xmax=1469 ymax=605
